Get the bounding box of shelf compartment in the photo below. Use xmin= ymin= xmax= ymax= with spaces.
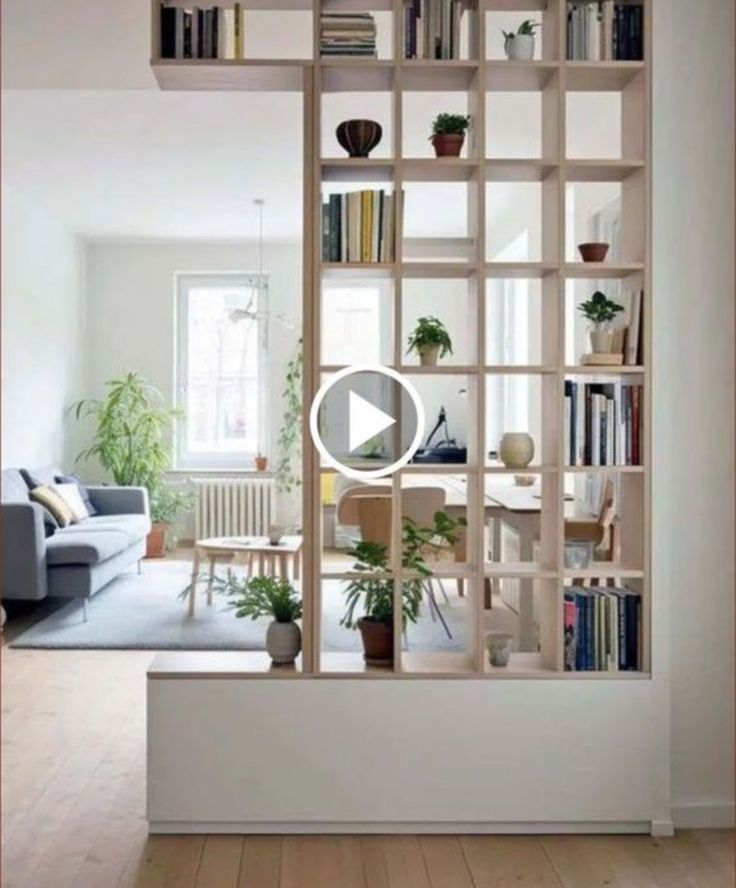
xmin=564 ymin=61 xmax=644 ymax=91
xmin=320 ymin=59 xmax=394 ymax=93
xmin=564 ymin=159 xmax=645 ymax=182
xmin=402 ymin=60 xmax=480 ymax=91
xmin=402 ymin=262 xmax=479 ymax=279
xmin=322 ymin=262 xmax=396 ymax=279
xmin=485 ymin=61 xmax=558 ymax=91
xmin=486 ymin=159 xmax=557 ymax=181
xmin=402 ymin=158 xmax=479 ymax=182
xmin=151 ymin=59 xmax=307 ymax=91
xmin=484 ymin=562 xmax=557 ymax=578
xmin=400 ymin=652 xmax=476 ymax=675
xmin=485 ymin=261 xmax=557 ymax=278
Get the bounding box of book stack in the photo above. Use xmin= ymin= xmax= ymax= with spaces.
xmin=564 ymin=586 xmax=642 ymax=671
xmin=564 ymin=380 xmax=643 ymax=466
xmin=322 ymin=190 xmax=395 ymax=263
xmin=566 ymin=2 xmax=644 ymax=61
xmin=404 ymin=0 xmax=467 ymax=60
xmin=160 ymin=3 xmax=243 ymax=60
xmin=320 ymin=13 xmax=377 ymax=58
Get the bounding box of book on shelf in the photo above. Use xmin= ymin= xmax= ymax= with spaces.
xmin=564 ymin=585 xmax=642 ymax=672
xmin=566 ymin=2 xmax=643 ymax=61
xmin=624 ymin=288 xmax=643 ymax=366
xmin=322 ymin=190 xmax=394 ymax=263
xmin=404 ymin=0 xmax=467 ymax=61
xmin=159 ymin=3 xmax=239 ymax=60
xmin=564 ymin=379 xmax=643 ymax=466
xmin=321 ymin=12 xmax=377 ymax=58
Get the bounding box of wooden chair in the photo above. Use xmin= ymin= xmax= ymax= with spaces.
xmin=565 ymin=478 xmax=619 ymax=585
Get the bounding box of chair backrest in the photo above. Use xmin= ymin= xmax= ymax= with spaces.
xmin=336 ymin=483 xmax=391 ymax=525
xmin=356 ymin=496 xmax=392 ymax=549
xmin=401 ymin=487 xmax=446 ymax=526
xmin=597 ymin=478 xmax=616 ymax=530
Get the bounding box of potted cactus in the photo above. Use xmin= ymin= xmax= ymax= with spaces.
xmin=430 ymin=113 xmax=471 ymax=157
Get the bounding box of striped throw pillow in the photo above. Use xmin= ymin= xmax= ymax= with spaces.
xmin=30 ymin=486 xmax=76 ymax=527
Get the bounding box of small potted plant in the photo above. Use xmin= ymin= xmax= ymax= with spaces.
xmin=219 ymin=574 xmax=303 ymax=665
xmin=406 ymin=316 xmax=453 ymax=366
xmin=430 ymin=113 xmax=471 ymax=157
xmin=502 ymin=20 xmax=540 ymax=61
xmin=341 ymin=512 xmax=462 ymax=666
xmin=147 ymin=482 xmax=196 ymax=558
xmin=578 ymin=290 xmax=625 ymax=354
xmin=255 ymin=453 xmax=268 ymax=472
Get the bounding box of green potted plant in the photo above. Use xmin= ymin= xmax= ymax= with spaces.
xmin=502 ymin=20 xmax=540 ymax=60
xmin=430 ymin=113 xmax=471 ymax=157
xmin=72 ymin=371 xmax=186 ymax=556
xmin=218 ymin=573 xmax=303 ymax=665
xmin=578 ymin=290 xmax=625 ymax=354
xmin=148 ymin=483 xmax=196 ymax=558
xmin=407 ymin=316 xmax=453 ymax=366
xmin=341 ymin=511 xmax=462 ymax=666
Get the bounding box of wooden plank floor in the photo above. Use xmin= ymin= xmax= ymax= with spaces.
xmin=2 ymin=646 xmax=734 ymax=888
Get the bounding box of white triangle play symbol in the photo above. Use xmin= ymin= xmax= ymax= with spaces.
xmin=348 ymin=390 xmax=396 ymax=454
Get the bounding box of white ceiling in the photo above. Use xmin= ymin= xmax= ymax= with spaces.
xmin=2 ymin=90 xmax=304 ymax=240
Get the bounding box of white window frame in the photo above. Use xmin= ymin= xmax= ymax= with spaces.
xmin=174 ymin=271 xmax=269 ymax=471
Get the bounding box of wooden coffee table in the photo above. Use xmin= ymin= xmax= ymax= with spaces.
xmin=187 ymin=536 xmax=303 ymax=617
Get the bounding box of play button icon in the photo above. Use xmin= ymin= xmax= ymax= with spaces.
xmin=348 ymin=390 xmax=396 ymax=453
xmin=309 ymin=364 xmax=425 ymax=480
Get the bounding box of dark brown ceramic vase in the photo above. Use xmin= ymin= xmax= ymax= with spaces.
xmin=358 ymin=618 xmax=394 ymax=666
xmin=336 ymin=119 xmax=383 ymax=158
xmin=431 ymin=133 xmax=465 ymax=157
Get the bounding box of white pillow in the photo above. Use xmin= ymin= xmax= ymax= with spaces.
xmin=54 ymin=483 xmax=90 ymax=522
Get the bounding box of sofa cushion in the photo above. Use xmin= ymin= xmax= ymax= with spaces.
xmin=46 ymin=529 xmax=130 ymax=566
xmin=30 ymin=486 xmax=76 ymax=527
xmin=20 ymin=466 xmax=64 ymax=490
xmin=59 ymin=514 xmax=151 ymax=544
xmin=55 ymin=473 xmax=99 ymax=516
xmin=1 ymin=469 xmax=31 ymax=504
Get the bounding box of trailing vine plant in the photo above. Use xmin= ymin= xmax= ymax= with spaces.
xmin=275 ymin=338 xmax=303 ymax=494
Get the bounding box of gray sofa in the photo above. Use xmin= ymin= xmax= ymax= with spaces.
xmin=1 ymin=466 xmax=151 ymax=620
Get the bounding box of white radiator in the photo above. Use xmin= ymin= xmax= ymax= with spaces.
xmin=194 ymin=478 xmax=276 ymax=539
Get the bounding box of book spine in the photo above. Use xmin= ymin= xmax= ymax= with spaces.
xmin=212 ymin=6 xmax=219 ymax=59
xmin=234 ymin=2 xmax=243 ymax=60
xmin=160 ymin=6 xmax=177 ymax=59
xmin=328 ymin=194 xmax=340 ymax=262
xmin=564 ymin=592 xmax=576 ymax=671
xmin=183 ymin=10 xmax=192 ymax=58
xmin=361 ymin=190 xmax=372 ymax=262
xmin=322 ymin=203 xmax=329 ymax=261
xmin=340 ymin=194 xmax=348 ymax=263
xmin=564 ymin=381 xmax=572 ymax=466
xmin=190 ymin=8 xmax=199 ymax=59
xmin=631 ymin=385 xmax=640 ymax=465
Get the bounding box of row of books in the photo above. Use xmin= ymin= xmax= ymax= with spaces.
xmin=564 ymin=586 xmax=642 ymax=671
xmin=321 ymin=12 xmax=377 ymax=58
xmin=160 ymin=4 xmax=244 ymax=60
xmin=564 ymin=381 xmax=643 ymax=466
xmin=322 ymin=191 xmax=395 ymax=263
xmin=403 ymin=0 xmax=466 ymax=60
xmin=566 ymin=2 xmax=644 ymax=61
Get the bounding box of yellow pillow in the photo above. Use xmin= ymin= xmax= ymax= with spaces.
xmin=30 ymin=486 xmax=76 ymax=527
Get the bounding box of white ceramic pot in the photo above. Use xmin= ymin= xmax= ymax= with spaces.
xmin=499 ymin=432 xmax=535 ymax=468
xmin=590 ymin=328 xmax=615 ymax=354
xmin=486 ymin=632 xmax=513 ymax=667
xmin=504 ymin=34 xmax=535 ymax=61
xmin=266 ymin=621 xmax=302 ymax=665
xmin=268 ymin=523 xmax=285 ymax=545
xmin=419 ymin=344 xmax=440 ymax=366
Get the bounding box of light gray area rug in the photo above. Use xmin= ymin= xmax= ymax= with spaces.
xmin=10 ymin=558 xmax=467 ymax=652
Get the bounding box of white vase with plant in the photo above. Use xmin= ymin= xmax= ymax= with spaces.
xmin=502 ymin=20 xmax=540 ymax=60
xmin=406 ymin=316 xmax=453 ymax=366
xmin=578 ymin=290 xmax=625 ymax=354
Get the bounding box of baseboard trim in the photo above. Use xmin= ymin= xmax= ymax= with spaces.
xmin=672 ymin=803 xmax=736 ymax=829
xmin=148 ymin=820 xmax=654 ymax=836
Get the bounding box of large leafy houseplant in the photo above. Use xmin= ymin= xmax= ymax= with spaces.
xmin=216 ymin=573 xmax=303 ymax=664
xmin=341 ymin=511 xmax=463 ymax=665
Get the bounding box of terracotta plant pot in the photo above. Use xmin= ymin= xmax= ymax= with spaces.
xmin=590 ymin=329 xmax=615 ymax=354
xmin=418 ymin=344 xmax=440 ymax=366
xmin=145 ymin=522 xmax=167 ymax=559
xmin=255 ymin=456 xmax=268 ymax=472
xmin=499 ymin=432 xmax=535 ymax=468
xmin=578 ymin=242 xmax=610 ymax=263
xmin=358 ymin=618 xmax=394 ymax=667
xmin=266 ymin=621 xmax=302 ymax=665
xmin=431 ymin=133 xmax=465 ymax=157
xmin=336 ymin=119 xmax=383 ymax=158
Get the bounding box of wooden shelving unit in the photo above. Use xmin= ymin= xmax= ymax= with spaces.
xmin=151 ymin=0 xmax=651 ymax=681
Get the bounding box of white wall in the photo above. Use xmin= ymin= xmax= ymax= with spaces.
xmin=653 ymin=0 xmax=735 ymax=828
xmin=1 ymin=186 xmax=86 ymax=469
xmin=84 ymin=239 xmax=302 ymax=523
